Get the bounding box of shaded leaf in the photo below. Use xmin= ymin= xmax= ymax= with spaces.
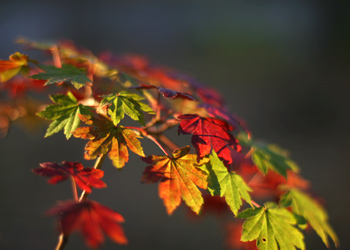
xmin=0 ymin=52 xmax=29 ymax=83
xmin=33 ymin=161 xmax=106 ymax=193
xmin=141 ymin=146 xmax=209 ymax=215
xmin=47 ymin=200 xmax=127 ymax=248
xmin=73 ymin=114 xmax=145 ymax=168
xmin=203 ymin=151 xmax=252 ymax=215
xmin=31 ymin=64 xmax=91 ymax=89
xmin=178 ymin=114 xmax=240 ymax=166
xmin=100 ymin=91 xmax=155 ymax=126
xmin=239 ymin=132 xmax=299 ymax=177
xmin=37 ymin=91 xmax=94 ymax=139
xmin=238 ymin=202 xmax=305 ymax=250
xmin=280 ymin=189 xmax=339 ymax=248
xmin=132 ymin=84 xmax=198 ymax=101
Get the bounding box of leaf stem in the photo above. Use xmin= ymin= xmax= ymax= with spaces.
xmin=251 ymin=200 xmax=261 ymax=208
xmin=157 ymin=134 xmax=178 ymax=151
xmin=79 ymin=153 xmax=107 ymax=202
xmin=70 ymin=176 xmax=79 ymax=202
xmin=50 ymin=45 xmax=62 ymax=68
xmin=155 ymin=92 xmax=161 ymax=121
xmin=126 ymin=126 xmax=169 ymax=156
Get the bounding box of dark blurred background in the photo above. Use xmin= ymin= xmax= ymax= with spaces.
xmin=0 ymin=1 xmax=349 ymax=249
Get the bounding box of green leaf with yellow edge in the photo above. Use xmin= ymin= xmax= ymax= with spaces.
xmin=30 ymin=64 xmax=91 ymax=89
xmin=0 ymin=52 xmax=29 ymax=83
xmin=238 ymin=132 xmax=299 ymax=177
xmin=203 ymin=150 xmax=252 ymax=215
xmin=37 ymin=91 xmax=93 ymax=139
xmin=141 ymin=146 xmax=209 ymax=215
xmin=280 ymin=189 xmax=339 ymax=248
xmin=238 ymin=202 xmax=305 ymax=250
xmin=73 ymin=114 xmax=145 ymax=169
xmin=100 ymin=91 xmax=155 ymax=126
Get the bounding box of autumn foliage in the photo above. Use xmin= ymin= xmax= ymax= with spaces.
xmin=1 ymin=38 xmax=339 ymax=249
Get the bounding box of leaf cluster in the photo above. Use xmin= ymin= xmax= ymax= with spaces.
xmin=0 ymin=38 xmax=339 ymax=250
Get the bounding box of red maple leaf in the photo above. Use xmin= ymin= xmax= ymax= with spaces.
xmin=141 ymin=146 xmax=209 ymax=215
xmin=47 ymin=200 xmax=127 ymax=248
xmin=178 ymin=114 xmax=240 ymax=166
xmin=33 ymin=161 xmax=106 ymax=193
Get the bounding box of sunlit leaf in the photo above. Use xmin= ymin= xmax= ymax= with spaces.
xmin=37 ymin=91 xmax=94 ymax=139
xmin=178 ymin=114 xmax=240 ymax=166
xmin=203 ymin=151 xmax=252 ymax=215
xmin=141 ymin=146 xmax=209 ymax=215
xmin=73 ymin=114 xmax=145 ymax=168
xmin=100 ymin=91 xmax=155 ymax=126
xmin=238 ymin=202 xmax=305 ymax=250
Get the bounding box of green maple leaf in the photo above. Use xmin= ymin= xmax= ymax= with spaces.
xmin=31 ymin=64 xmax=92 ymax=89
xmin=280 ymin=189 xmax=339 ymax=248
xmin=203 ymin=151 xmax=252 ymax=215
xmin=100 ymin=91 xmax=155 ymax=126
xmin=238 ymin=202 xmax=305 ymax=250
xmin=73 ymin=114 xmax=145 ymax=169
xmin=239 ymin=132 xmax=299 ymax=177
xmin=37 ymin=91 xmax=94 ymax=139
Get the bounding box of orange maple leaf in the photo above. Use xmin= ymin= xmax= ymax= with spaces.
xmin=73 ymin=114 xmax=145 ymax=169
xmin=141 ymin=146 xmax=209 ymax=215
xmin=0 ymin=52 xmax=29 ymax=83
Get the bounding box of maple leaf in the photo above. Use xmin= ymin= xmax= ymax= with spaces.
xmin=73 ymin=114 xmax=145 ymax=168
xmin=33 ymin=161 xmax=106 ymax=193
xmin=203 ymin=151 xmax=252 ymax=215
xmin=30 ymin=64 xmax=92 ymax=89
xmin=178 ymin=114 xmax=240 ymax=166
xmin=132 ymin=84 xmax=198 ymax=101
xmin=37 ymin=91 xmax=94 ymax=139
xmin=99 ymin=90 xmax=155 ymax=126
xmin=47 ymin=200 xmax=127 ymax=248
xmin=238 ymin=132 xmax=299 ymax=177
xmin=280 ymin=189 xmax=339 ymax=248
xmin=141 ymin=146 xmax=209 ymax=215
xmin=0 ymin=52 xmax=29 ymax=83
xmin=238 ymin=202 xmax=305 ymax=250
